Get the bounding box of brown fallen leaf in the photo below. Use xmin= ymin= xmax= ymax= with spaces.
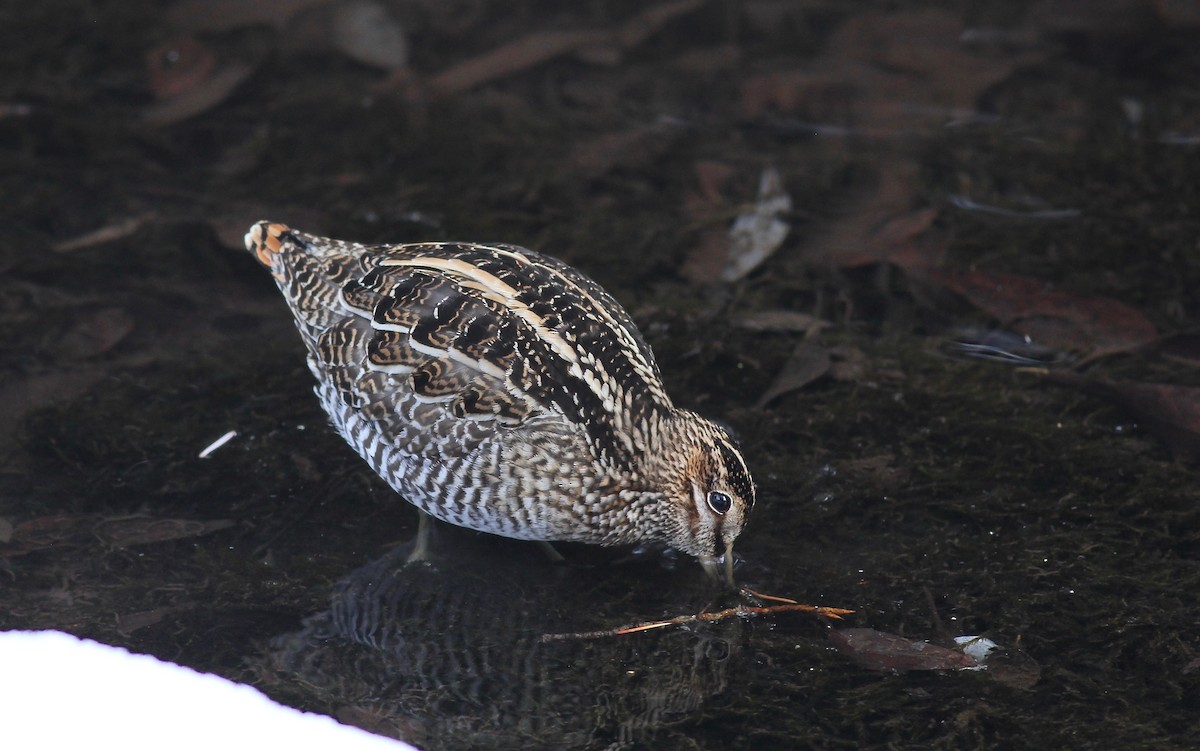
xmin=692 ymin=160 xmax=737 ymax=206
xmin=986 ymin=647 xmax=1043 ymax=690
xmin=1030 ymin=370 xmax=1200 ymax=460
xmin=0 ymin=515 xmax=93 ymax=557
xmin=1027 ymin=0 xmax=1156 ymax=32
xmin=116 ymin=606 xmax=193 ymax=635
xmin=568 ymin=120 xmax=685 ymax=178
xmin=1150 ymin=0 xmax=1200 ymax=25
xmin=146 ymin=36 xmax=217 ymax=99
xmin=166 ymin=0 xmax=336 ymax=32
xmin=92 ymin=517 xmax=236 ymax=548
xmin=741 ymin=8 xmax=1042 ymax=133
xmin=800 ymin=159 xmax=945 ymax=269
xmin=426 ymin=29 xmax=598 ymax=98
xmin=839 ymin=453 xmax=908 ymax=485
xmin=144 ymin=61 xmax=255 ymax=127
xmin=927 ymin=269 xmax=1158 ymax=359
xmin=0 ymin=514 xmax=235 ymax=557
xmin=682 ymin=226 xmax=732 ymax=286
xmin=682 ymin=164 xmax=792 ymax=284
xmin=755 ymin=342 xmax=831 ymax=408
xmin=829 ymin=628 xmax=978 ymax=672
xmin=0 ymin=102 xmax=34 ymax=119
xmin=58 ymin=307 xmax=136 ymax=360
xmin=681 ymin=160 xmax=738 ymax=285
xmin=671 ymin=43 xmax=741 ymax=74
xmin=423 ymin=0 xmax=703 ymax=99
xmin=827 ymin=345 xmax=869 ymax=382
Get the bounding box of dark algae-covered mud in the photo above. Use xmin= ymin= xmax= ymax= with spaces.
xmin=2 ymin=1 xmax=1199 ymax=748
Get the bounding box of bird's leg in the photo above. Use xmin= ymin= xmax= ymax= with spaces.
xmin=536 ymin=541 xmax=566 ymax=562
xmin=406 ymin=509 xmax=434 ymax=563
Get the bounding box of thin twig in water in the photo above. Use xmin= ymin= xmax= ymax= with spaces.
xmin=541 ymin=598 xmax=854 ymax=642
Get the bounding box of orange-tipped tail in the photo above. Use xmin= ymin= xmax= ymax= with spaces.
xmin=244 ymin=221 xmax=289 ymax=266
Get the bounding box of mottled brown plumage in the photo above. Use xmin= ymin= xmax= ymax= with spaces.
xmin=245 ymin=221 xmax=754 ymax=582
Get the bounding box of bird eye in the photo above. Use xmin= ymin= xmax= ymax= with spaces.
xmin=707 ymin=491 xmax=732 ymax=515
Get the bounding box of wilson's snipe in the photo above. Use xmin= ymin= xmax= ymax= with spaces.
xmin=245 ymin=222 xmax=754 ymax=584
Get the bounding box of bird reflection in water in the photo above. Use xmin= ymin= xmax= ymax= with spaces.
xmin=258 ymin=535 xmax=745 ymax=751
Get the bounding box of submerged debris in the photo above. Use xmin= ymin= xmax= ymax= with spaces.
xmin=927 ymin=268 xmax=1158 ymax=360
xmin=828 ymin=628 xmax=1038 ymax=687
xmin=542 ymin=590 xmax=852 ymax=642
xmin=722 ymin=166 xmax=793 ymax=282
xmin=198 ymin=430 xmax=239 ymax=459
xmin=1029 ymin=370 xmax=1200 ymax=460
xmin=0 ymin=515 xmax=234 ymax=557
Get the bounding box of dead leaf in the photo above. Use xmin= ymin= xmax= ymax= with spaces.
xmin=741 ymin=9 xmax=1041 ymax=133
xmin=740 ymin=71 xmax=856 ymax=122
xmin=1150 ymin=0 xmax=1200 ymax=25
xmin=92 ymin=517 xmax=236 ymax=547
xmin=800 ymin=159 xmax=945 ymax=269
xmin=117 ymin=606 xmax=189 ymax=635
xmin=671 ymin=44 xmax=740 ymax=74
xmin=692 ymin=160 xmax=736 ymax=205
xmin=755 ymin=342 xmax=831 ymax=408
xmin=146 ymin=36 xmax=217 ymax=99
xmin=1 ymin=515 xmax=236 ymax=557
xmin=986 ymin=648 xmax=1042 ymax=690
xmin=568 ymin=120 xmax=685 ymax=178
xmin=329 ymin=0 xmax=408 ymax=70
xmin=1027 ymin=0 xmax=1154 ymax=32
xmin=722 ymin=167 xmax=792 ymax=282
xmin=829 ymin=628 xmax=978 ymax=672
xmin=832 ymin=9 xmax=1037 ymax=124
xmin=166 ymin=0 xmax=336 ymax=32
xmin=683 ymin=165 xmax=792 ymax=284
xmin=0 ymin=102 xmax=34 ymax=119
xmin=0 ymin=517 xmax=12 ymax=544
xmin=928 ymin=269 xmax=1158 ymax=358
xmin=839 ymin=453 xmax=908 ymax=484
xmin=422 ymin=0 xmax=703 ymax=98
xmin=144 ymin=62 xmax=255 ymax=127
xmin=0 ymin=515 xmax=93 ymax=557
xmin=426 ymin=29 xmax=600 ymax=98
xmin=1033 ymin=371 xmax=1200 ymax=460
xmin=58 ymin=308 xmax=136 ymax=360
xmin=828 ymin=345 xmax=869 ymax=382
xmin=681 ymin=227 xmax=731 ymax=286
xmin=681 ymin=161 xmax=737 ymax=285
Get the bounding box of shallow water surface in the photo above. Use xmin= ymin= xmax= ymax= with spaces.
xmin=2 ymin=1 xmax=1199 ymax=749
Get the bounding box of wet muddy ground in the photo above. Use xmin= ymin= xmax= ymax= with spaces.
xmin=3 ymin=1 xmax=1200 ymax=748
